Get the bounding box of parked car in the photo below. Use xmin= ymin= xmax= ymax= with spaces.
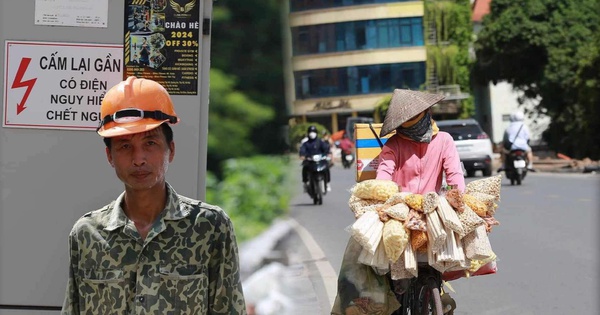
xmin=437 ymin=118 xmax=494 ymax=177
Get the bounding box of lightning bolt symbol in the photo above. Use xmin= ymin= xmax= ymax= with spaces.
xmin=11 ymin=57 xmax=37 ymax=115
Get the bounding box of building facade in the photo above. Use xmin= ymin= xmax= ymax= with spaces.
xmin=283 ymin=0 xmax=427 ymax=132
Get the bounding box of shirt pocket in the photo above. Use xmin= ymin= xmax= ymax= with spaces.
xmin=80 ymin=268 xmax=126 ymax=315
xmin=159 ymin=264 xmax=208 ymax=314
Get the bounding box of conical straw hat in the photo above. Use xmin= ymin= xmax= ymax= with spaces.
xmin=380 ymin=89 xmax=445 ymax=137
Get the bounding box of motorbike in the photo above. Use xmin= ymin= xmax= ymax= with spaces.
xmin=335 ymin=140 xmax=355 ymax=169
xmin=303 ymin=154 xmax=330 ymax=205
xmin=341 ymin=150 xmax=355 ymax=169
xmin=505 ymin=149 xmax=528 ymax=185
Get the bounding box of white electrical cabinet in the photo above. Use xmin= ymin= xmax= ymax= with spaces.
xmin=0 ymin=0 xmax=212 ymax=312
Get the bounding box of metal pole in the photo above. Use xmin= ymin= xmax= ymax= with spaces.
xmin=197 ymin=0 xmax=213 ymax=200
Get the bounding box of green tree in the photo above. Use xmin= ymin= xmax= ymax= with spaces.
xmin=474 ymin=0 xmax=600 ymax=159
xmin=211 ymin=0 xmax=288 ymax=155
xmin=208 ymin=69 xmax=274 ymax=176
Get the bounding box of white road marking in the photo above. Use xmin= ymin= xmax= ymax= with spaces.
xmin=288 ymin=218 xmax=338 ymax=311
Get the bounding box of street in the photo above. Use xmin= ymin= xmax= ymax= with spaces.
xmin=288 ymin=163 xmax=600 ymax=314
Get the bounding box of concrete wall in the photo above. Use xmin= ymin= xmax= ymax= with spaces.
xmin=488 ymin=82 xmax=549 ymax=144
xmin=0 ymin=0 xmax=211 ymax=312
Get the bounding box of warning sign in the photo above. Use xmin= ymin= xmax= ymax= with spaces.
xmin=3 ymin=41 xmax=123 ymax=130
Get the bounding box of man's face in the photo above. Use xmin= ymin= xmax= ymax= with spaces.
xmin=106 ymin=127 xmax=174 ymax=192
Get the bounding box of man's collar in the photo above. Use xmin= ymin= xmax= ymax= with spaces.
xmin=162 ymin=183 xmax=191 ymax=220
xmin=104 ymin=183 xmax=190 ymax=231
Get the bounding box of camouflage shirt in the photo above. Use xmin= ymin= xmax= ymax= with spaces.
xmin=61 ymin=183 xmax=247 ymax=314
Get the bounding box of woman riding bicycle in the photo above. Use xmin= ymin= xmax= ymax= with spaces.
xmin=376 ymin=89 xmax=465 ymax=313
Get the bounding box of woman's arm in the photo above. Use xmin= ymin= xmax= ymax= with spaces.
xmin=375 ymin=140 xmax=397 ymax=180
xmin=442 ymin=135 xmax=465 ymax=191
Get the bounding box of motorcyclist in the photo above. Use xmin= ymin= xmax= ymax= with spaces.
xmin=498 ymin=110 xmax=535 ymax=172
xmin=299 ymin=125 xmax=332 ymax=191
xmin=338 ymin=132 xmax=355 ymax=166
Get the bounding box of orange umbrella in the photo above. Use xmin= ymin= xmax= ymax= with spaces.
xmin=331 ymin=130 xmax=345 ymax=141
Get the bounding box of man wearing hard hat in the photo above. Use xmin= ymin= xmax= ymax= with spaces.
xmin=60 ymin=77 xmax=247 ymax=314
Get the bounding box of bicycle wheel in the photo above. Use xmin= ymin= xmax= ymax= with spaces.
xmin=424 ymin=277 xmax=443 ymax=315
xmin=394 ymin=267 xmax=444 ymax=315
xmin=396 ymin=279 xmax=436 ymax=315
xmin=406 ymin=278 xmax=442 ymax=315
xmin=414 ymin=276 xmax=444 ymax=315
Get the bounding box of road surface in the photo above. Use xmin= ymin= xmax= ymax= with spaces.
xmin=288 ymin=164 xmax=600 ymax=314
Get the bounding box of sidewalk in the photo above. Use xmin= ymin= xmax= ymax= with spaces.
xmin=493 ymin=154 xmax=600 ymax=174
xmin=239 ymin=219 xmax=328 ymax=315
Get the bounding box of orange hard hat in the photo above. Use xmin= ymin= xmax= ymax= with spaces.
xmin=97 ymin=76 xmax=179 ymax=137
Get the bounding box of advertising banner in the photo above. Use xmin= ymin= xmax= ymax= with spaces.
xmin=124 ymin=0 xmax=200 ymax=95
xmin=3 ymin=41 xmax=123 ymax=130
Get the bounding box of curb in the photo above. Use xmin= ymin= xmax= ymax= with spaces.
xmin=239 ymin=219 xmax=294 ymax=281
xmin=239 ymin=219 xmax=327 ymax=314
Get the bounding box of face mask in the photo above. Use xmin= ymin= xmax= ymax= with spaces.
xmin=308 ymin=132 xmax=317 ymax=139
xmin=396 ymin=112 xmax=433 ymax=143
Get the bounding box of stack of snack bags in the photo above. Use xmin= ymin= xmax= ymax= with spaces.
xmin=348 ymin=175 xmax=502 ymax=281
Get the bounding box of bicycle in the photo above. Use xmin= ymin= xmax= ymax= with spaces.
xmin=390 ymin=264 xmax=454 ymax=315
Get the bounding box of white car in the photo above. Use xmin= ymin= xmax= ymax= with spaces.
xmin=437 ymin=119 xmax=494 ymax=177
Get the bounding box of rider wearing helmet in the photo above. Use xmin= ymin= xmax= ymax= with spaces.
xmin=61 ymin=77 xmax=246 ymax=314
xmin=498 ymin=110 xmax=535 ymax=172
xmin=299 ymin=125 xmax=332 ymax=191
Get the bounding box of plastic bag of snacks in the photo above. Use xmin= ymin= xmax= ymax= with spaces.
xmin=351 ymin=179 xmax=399 ymax=201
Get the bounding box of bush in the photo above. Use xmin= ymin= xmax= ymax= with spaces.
xmin=206 ymin=155 xmax=296 ymax=242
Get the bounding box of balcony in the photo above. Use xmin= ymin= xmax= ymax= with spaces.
xmin=433 ymin=84 xmax=470 ymax=100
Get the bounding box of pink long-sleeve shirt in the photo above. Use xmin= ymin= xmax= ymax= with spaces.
xmin=375 ymin=131 xmax=465 ymax=194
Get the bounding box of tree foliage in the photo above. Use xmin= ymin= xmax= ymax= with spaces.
xmin=211 ymin=0 xmax=288 ymax=155
xmin=424 ymin=0 xmax=475 ymax=118
xmin=474 ymin=0 xmax=600 ymax=159
xmin=206 ymin=155 xmax=295 ymax=242
xmin=208 ymin=69 xmax=274 ymax=176
xmin=377 ymin=1 xmax=475 ymax=120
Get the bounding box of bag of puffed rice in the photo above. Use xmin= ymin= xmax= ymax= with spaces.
xmin=445 ymin=188 xmax=465 ymax=213
xmin=410 ymin=229 xmax=428 ymax=251
xmin=382 ymin=219 xmax=409 ymax=263
xmin=456 ymin=204 xmax=485 ymax=239
xmin=384 ymin=191 xmax=411 ymax=206
xmin=348 ymin=195 xmax=383 ymax=219
xmin=351 ymin=179 xmax=399 ymax=201
xmin=390 ymin=252 xmax=414 ymax=280
xmin=384 ymin=202 xmax=410 ymax=221
xmin=422 ymin=192 xmax=439 ymax=214
xmin=465 ymin=174 xmax=502 ymax=201
xmin=462 ymin=225 xmax=494 ymax=260
xmin=467 ymin=191 xmax=498 ymax=216
xmin=404 ymin=193 xmax=424 ymax=211
xmin=462 ymin=194 xmax=488 ymax=217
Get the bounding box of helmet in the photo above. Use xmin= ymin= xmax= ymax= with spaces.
xmin=510 ymin=110 xmax=524 ymax=122
xmin=307 ymin=125 xmax=318 ymax=134
xmin=97 ymin=76 xmax=179 ymax=137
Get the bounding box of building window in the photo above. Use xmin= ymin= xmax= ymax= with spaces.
xmin=294 ymin=62 xmax=425 ymax=99
xmin=291 ymin=17 xmax=423 ymax=56
xmin=290 ymin=0 xmax=413 ymax=12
